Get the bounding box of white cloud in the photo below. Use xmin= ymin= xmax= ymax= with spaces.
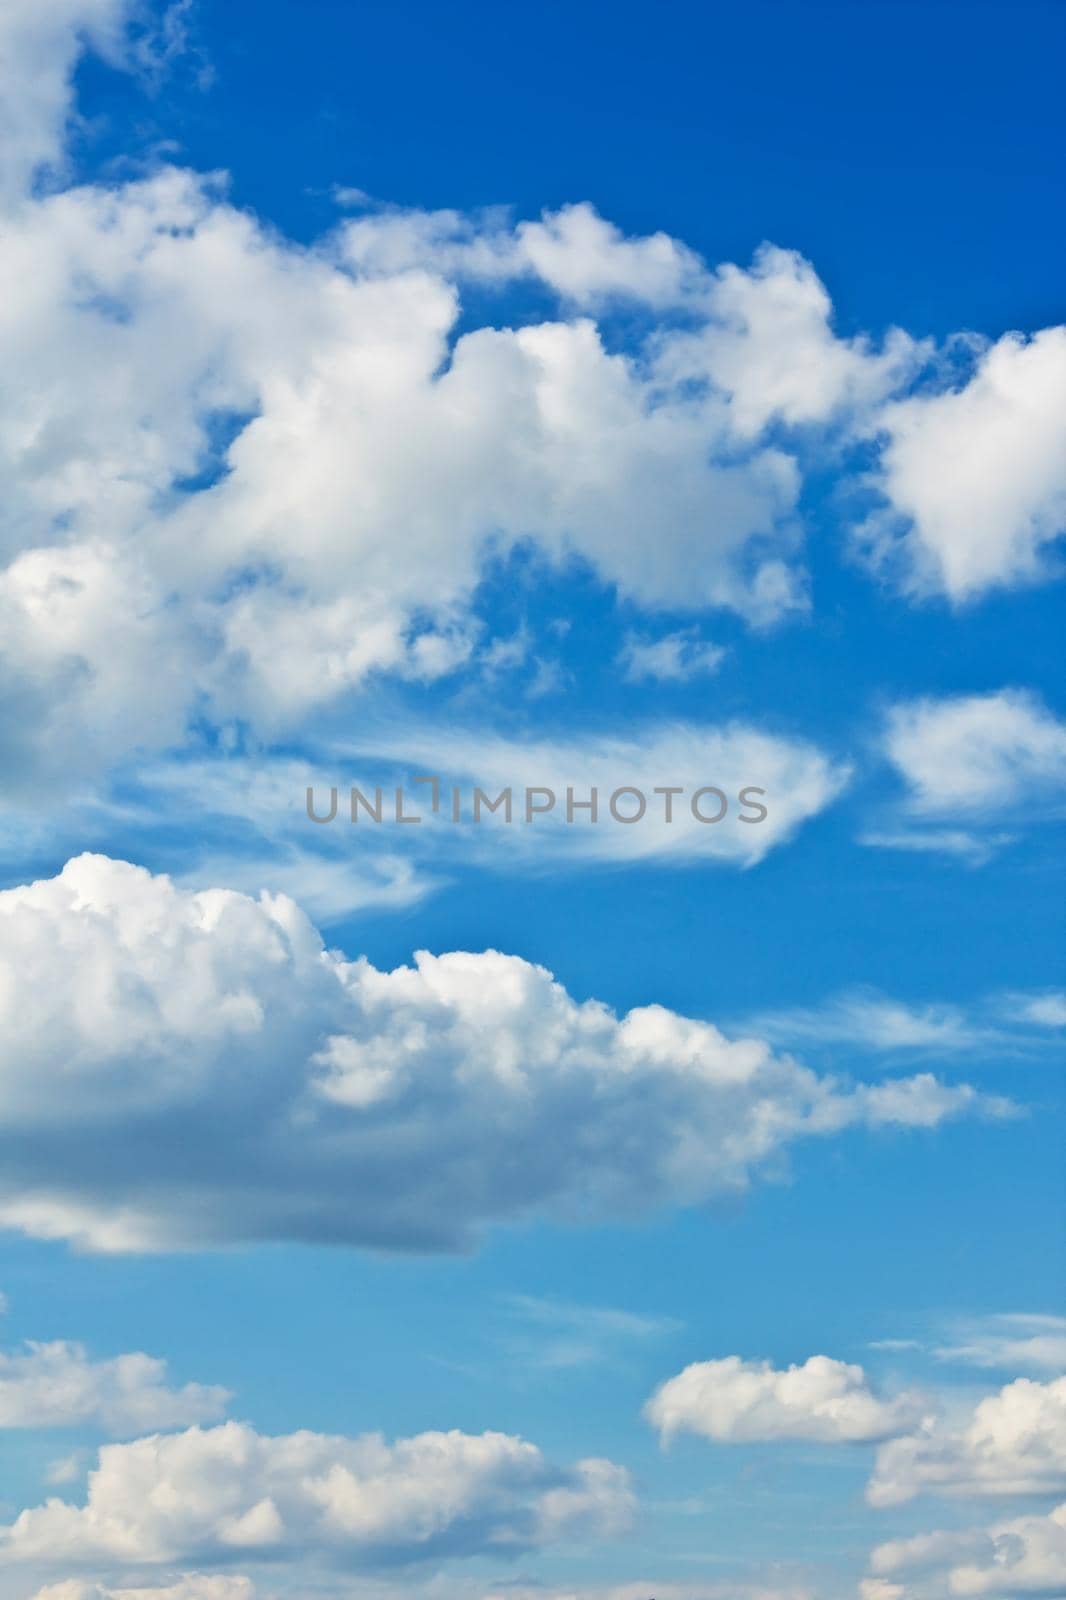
xmin=657 ymin=244 xmax=921 ymax=439
xmin=1 ymin=137 xmax=823 ymax=792
xmin=933 ymin=1315 xmax=1066 ymax=1375
xmin=34 ymin=715 xmax=848 ymax=927
xmin=739 ymin=991 xmax=983 ymax=1054
xmin=645 ymin=1355 xmax=923 ymax=1445
xmin=0 ymin=1420 xmax=634 ymax=1568
xmin=869 ymin=1501 xmax=1066 ymax=1598
xmin=1 ymin=1 xmax=1060 ymax=810
xmin=0 ymin=21 xmax=830 ymax=797
xmin=949 ymin=1502 xmax=1066 ymax=1596
xmin=617 ymin=631 xmax=726 ymax=684
xmin=346 ymin=198 xmax=706 ymax=308
xmin=734 ymin=984 xmax=1066 ymax=1060
xmin=0 ymin=540 xmax=199 ymax=797
xmin=333 ymin=719 xmax=850 ymax=867
xmin=0 ymin=855 xmax=1009 ymax=1255
xmin=1002 ymin=992 xmax=1066 ymax=1029
xmin=864 ymin=690 xmax=1066 ymax=858
xmin=867 ymin=1375 xmax=1066 ymax=1508
xmin=883 ymin=691 xmax=1066 ymax=814
xmin=516 ymin=202 xmax=706 ymax=307
xmin=0 ymin=0 xmax=1021 ymax=803
xmin=46 ymin=1456 xmax=86 ymax=1486
xmin=0 ymin=0 xmax=126 ymax=201
xmin=857 ymin=828 xmax=1014 ymax=866
xmin=30 ymin=1577 xmax=255 ymax=1600
xmin=859 ymin=328 xmax=1066 ymax=601
xmin=176 ymin=845 xmax=437 ymax=925
xmin=0 ymin=1340 xmax=228 ymax=1433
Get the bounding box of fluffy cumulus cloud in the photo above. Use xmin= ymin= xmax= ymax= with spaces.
xmin=1 ymin=128 xmax=825 ymax=793
xmin=5 ymin=0 xmax=1061 ymax=798
xmin=0 ymin=1420 xmax=634 ymax=1569
xmin=867 ymin=1376 xmax=1066 ymax=1509
xmin=0 ymin=854 xmax=1009 ymax=1255
xmin=858 ymin=328 xmax=1066 ymax=602
xmin=654 ymin=243 xmax=920 ymax=439
xmin=0 ymin=1340 xmax=228 ymax=1433
xmin=342 ymin=198 xmax=708 ymax=308
xmin=0 ymin=3 xmax=829 ymax=794
xmin=645 ymin=1355 xmax=923 ymax=1445
xmin=868 ymin=1501 xmax=1066 ymax=1598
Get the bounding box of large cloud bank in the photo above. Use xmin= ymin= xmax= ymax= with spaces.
xmin=0 ymin=854 xmax=1008 ymax=1254
xmin=2 ymin=2 xmax=1065 ymax=797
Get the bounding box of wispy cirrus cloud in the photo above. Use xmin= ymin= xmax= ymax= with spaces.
xmin=933 ymin=1314 xmax=1066 ymax=1375
xmin=0 ymin=715 xmax=851 ymax=924
xmin=733 ymin=985 xmax=1066 ymax=1059
xmin=495 ymin=1294 xmax=682 ymax=1372
xmin=870 ymin=1313 xmax=1066 ymax=1377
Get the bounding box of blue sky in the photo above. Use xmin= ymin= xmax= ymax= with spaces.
xmin=0 ymin=4 xmax=1064 ymax=1600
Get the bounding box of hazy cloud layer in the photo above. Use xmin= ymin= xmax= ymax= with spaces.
xmin=738 ymin=986 xmax=1066 ymax=1057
